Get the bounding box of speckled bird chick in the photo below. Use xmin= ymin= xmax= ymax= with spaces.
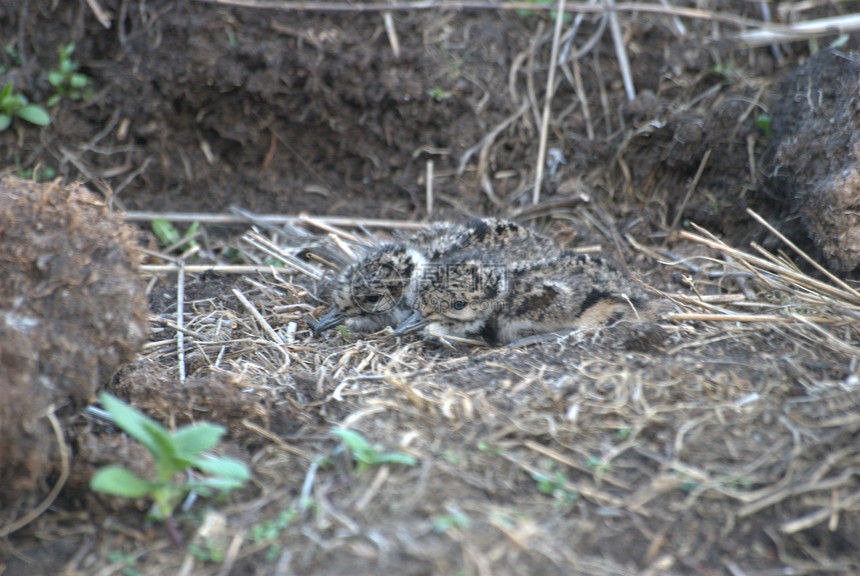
xmin=395 ymin=250 xmax=652 ymax=345
xmin=314 ymin=219 xmax=557 ymax=334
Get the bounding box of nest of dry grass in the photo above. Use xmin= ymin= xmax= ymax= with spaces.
xmin=103 ymin=208 xmax=860 ymax=575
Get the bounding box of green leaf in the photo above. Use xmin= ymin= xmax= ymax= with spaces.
xmin=90 ymin=466 xmax=156 ymax=497
xmin=188 ymin=475 xmax=246 ymax=492
xmin=151 ymin=484 xmax=186 ymax=519
xmin=0 ymin=82 xmax=12 ymax=100
xmin=140 ymin=418 xmax=178 ymax=463
xmin=99 ymin=392 xmax=164 ymax=456
xmin=152 ymin=218 xmax=181 ymax=245
xmin=332 ymin=428 xmax=377 ymax=464
xmin=370 ymin=452 xmax=417 ymax=466
xmin=46 ymin=94 xmax=61 ymax=107
xmin=191 ymin=455 xmax=251 ymax=480
xmin=332 ymin=428 xmax=416 ymax=469
xmin=0 ymin=114 xmax=11 ymax=131
xmin=70 ymin=73 xmax=89 ymax=89
xmin=16 ymin=104 xmax=50 ymax=126
xmin=47 ymin=70 xmax=64 ymax=87
xmin=4 ymin=92 xmax=26 ymax=109
xmin=172 ymin=423 xmax=225 ymax=455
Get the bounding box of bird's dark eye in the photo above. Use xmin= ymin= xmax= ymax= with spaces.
xmin=365 ymin=294 xmax=381 ymax=304
xmin=452 ymin=301 xmax=466 ymax=311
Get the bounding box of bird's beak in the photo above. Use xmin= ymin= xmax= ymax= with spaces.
xmin=314 ymin=307 xmax=349 ymax=333
xmin=393 ymin=310 xmax=428 ymax=336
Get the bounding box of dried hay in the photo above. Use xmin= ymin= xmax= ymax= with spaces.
xmin=118 ymin=210 xmax=860 ymax=575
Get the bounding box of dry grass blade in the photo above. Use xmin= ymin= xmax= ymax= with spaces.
xmin=124 ymin=211 xmax=427 ymax=230
xmin=532 ymin=0 xmax=567 ymax=205
xmin=746 ymin=208 xmax=860 ymax=301
xmin=737 ymin=13 xmax=860 ymax=47
xmin=242 ymin=231 xmax=325 ymax=280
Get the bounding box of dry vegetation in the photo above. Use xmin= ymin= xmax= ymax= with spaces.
xmin=1 ymin=0 xmax=859 ymax=575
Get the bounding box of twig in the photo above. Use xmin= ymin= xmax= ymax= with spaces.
xmin=665 ymin=313 xmax=835 ymax=324
xmin=232 ymin=288 xmax=292 ymax=370
xmin=681 ymin=228 xmax=860 ymax=304
xmin=85 ymin=0 xmax=112 ymax=28
xmin=177 ymin=262 xmax=186 ymax=382
xmin=746 ymin=208 xmax=860 ymax=301
xmin=382 ymin=11 xmax=400 ymax=58
xmin=458 ymin=100 xmax=529 ymax=175
xmin=533 ymin=0 xmax=567 ymax=205
xmin=606 ymin=0 xmax=635 ymax=102
xmin=242 ymin=232 xmax=325 ymax=280
xmin=736 ymin=13 xmax=860 ymax=47
xmin=425 ymin=159 xmax=434 ymax=216
xmin=192 ymin=0 xmax=771 ymax=30
xmin=142 ymin=264 xmax=288 ymax=274
xmin=124 ymin=211 xmax=426 ymax=230
xmin=669 ymin=149 xmax=712 ymax=235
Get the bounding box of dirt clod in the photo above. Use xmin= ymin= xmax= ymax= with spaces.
xmin=0 ymin=175 xmax=147 ymax=511
xmin=765 ymin=49 xmax=860 ymax=272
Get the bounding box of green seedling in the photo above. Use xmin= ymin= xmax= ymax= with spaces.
xmin=586 ymin=455 xmax=611 ymax=474
xmin=106 ymin=550 xmax=142 ymax=576
xmin=188 ymin=540 xmax=225 ymax=564
xmin=0 ymin=82 xmax=50 ymax=131
xmin=428 ymin=86 xmax=452 ymax=102
xmin=712 ymin=62 xmax=735 ymax=83
xmin=335 ymin=324 xmax=353 ymax=342
xmin=532 ymin=469 xmax=580 ymax=505
xmin=433 ymin=511 xmax=470 ymax=533
xmin=332 ymin=428 xmax=417 ymax=475
xmin=16 ymin=165 xmax=55 ymax=181
xmin=90 ymin=393 xmax=251 ymax=521
xmin=152 ymin=218 xmax=200 ymax=253
xmin=756 ymin=113 xmax=773 ymax=140
xmin=249 ymin=508 xmax=297 ymax=562
xmin=0 ymin=42 xmax=21 ymax=74
xmin=47 ymin=43 xmax=94 ymax=106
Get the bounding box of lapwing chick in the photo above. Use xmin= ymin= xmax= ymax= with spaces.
xmin=396 ymin=251 xmax=652 ymax=345
xmin=315 ymin=219 xmax=557 ymax=334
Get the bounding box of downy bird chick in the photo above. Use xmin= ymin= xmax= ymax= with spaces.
xmin=395 ymin=251 xmax=652 ymax=345
xmin=315 ymin=219 xmax=557 ymax=334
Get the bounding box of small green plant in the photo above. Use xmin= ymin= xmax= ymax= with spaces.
xmin=332 ymin=428 xmax=417 ymax=474
xmin=477 ymin=441 xmax=504 ymax=456
xmin=0 ymin=42 xmax=21 ymax=74
xmin=0 ymin=82 xmax=50 ymax=131
xmin=586 ymin=455 xmax=611 ymax=474
xmin=335 ymin=324 xmax=353 ymax=342
xmin=712 ymin=62 xmax=735 ymax=83
xmin=47 ymin=43 xmax=94 ymax=106
xmin=433 ymin=511 xmax=470 ymax=533
xmin=249 ymin=507 xmax=298 ymax=562
xmin=16 ymin=165 xmax=56 ymax=181
xmin=152 ymin=218 xmax=200 ymax=253
xmin=428 ymin=86 xmax=452 ymax=102
xmin=532 ymin=469 xmax=580 ymax=505
xmin=90 ymin=393 xmax=251 ymax=520
xmin=106 ymin=550 xmax=142 ymax=576
xmin=188 ymin=540 xmax=225 ymax=564
xmin=756 ymin=113 xmax=773 ymax=140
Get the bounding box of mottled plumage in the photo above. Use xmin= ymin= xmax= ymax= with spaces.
xmin=314 ymin=219 xmax=556 ymax=334
xmin=396 ymin=251 xmax=652 ymax=345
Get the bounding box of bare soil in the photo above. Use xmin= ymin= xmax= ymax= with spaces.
xmin=1 ymin=1 xmax=859 ymax=575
